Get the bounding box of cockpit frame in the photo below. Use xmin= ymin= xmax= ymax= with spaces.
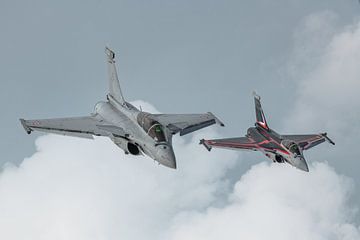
xmin=282 ymin=140 xmax=301 ymax=156
xmin=137 ymin=112 xmax=167 ymax=142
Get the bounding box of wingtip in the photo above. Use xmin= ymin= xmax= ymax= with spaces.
xmin=321 ymin=132 xmax=335 ymax=145
xmin=19 ymin=118 xmax=32 ymax=134
xmin=199 ymin=139 xmax=212 ymax=151
xmin=207 ymin=112 xmax=225 ymax=127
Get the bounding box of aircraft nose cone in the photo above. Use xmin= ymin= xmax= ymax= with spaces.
xmin=157 ymin=145 xmax=177 ymax=169
xmin=164 ymin=157 xmax=176 ymax=169
xmin=295 ymin=157 xmax=309 ymax=172
xmin=161 ymin=152 xmax=176 ymax=169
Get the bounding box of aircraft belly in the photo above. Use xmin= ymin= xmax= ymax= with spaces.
xmin=263 ymin=151 xmax=277 ymax=162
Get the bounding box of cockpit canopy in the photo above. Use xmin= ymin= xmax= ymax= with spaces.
xmin=282 ymin=140 xmax=301 ymax=156
xmin=137 ymin=112 xmax=166 ymax=142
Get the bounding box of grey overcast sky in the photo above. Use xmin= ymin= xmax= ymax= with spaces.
xmin=1 ymin=1 xmax=360 ymax=238
xmin=1 ymin=0 xmax=358 ymax=163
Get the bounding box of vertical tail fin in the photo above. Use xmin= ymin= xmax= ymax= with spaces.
xmin=105 ymin=47 xmax=126 ymax=105
xmin=253 ymin=91 xmax=269 ymax=130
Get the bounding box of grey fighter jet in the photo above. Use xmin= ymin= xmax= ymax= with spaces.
xmin=20 ymin=47 xmax=224 ymax=169
xmin=200 ymin=93 xmax=335 ymax=172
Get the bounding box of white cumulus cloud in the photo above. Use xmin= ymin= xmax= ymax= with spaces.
xmin=0 ymin=102 xmax=238 ymax=240
xmin=166 ymin=163 xmax=360 ymax=240
xmin=286 ymin=11 xmax=360 ymax=135
xmin=284 ymin=11 xmax=360 ymax=185
xmin=0 ymin=100 xmax=359 ymax=240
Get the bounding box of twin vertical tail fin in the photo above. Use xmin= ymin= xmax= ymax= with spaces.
xmin=105 ymin=47 xmax=126 ymax=106
xmin=253 ymin=91 xmax=269 ymax=130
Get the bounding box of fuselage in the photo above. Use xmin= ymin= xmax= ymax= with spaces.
xmin=247 ymin=124 xmax=309 ymax=171
xmin=94 ymin=95 xmax=176 ymax=168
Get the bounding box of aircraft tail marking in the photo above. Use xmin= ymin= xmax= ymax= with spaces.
xmin=253 ymin=91 xmax=269 ymax=130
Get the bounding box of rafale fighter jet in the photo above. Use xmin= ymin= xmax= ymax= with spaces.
xmin=20 ymin=47 xmax=224 ymax=169
xmin=200 ymin=93 xmax=335 ymax=172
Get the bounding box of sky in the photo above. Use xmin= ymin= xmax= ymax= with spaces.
xmin=1 ymin=0 xmax=360 ymax=239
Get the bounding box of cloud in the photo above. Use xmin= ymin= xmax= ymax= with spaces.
xmin=168 ymin=11 xmax=360 ymax=240
xmin=0 ymin=100 xmax=359 ymax=240
xmin=166 ymin=163 xmax=360 ymax=240
xmin=283 ymin=11 xmax=360 ymax=187
xmin=0 ymin=102 xmax=238 ymax=240
xmin=288 ymin=10 xmax=340 ymax=81
xmin=286 ymin=11 xmax=360 ymax=135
